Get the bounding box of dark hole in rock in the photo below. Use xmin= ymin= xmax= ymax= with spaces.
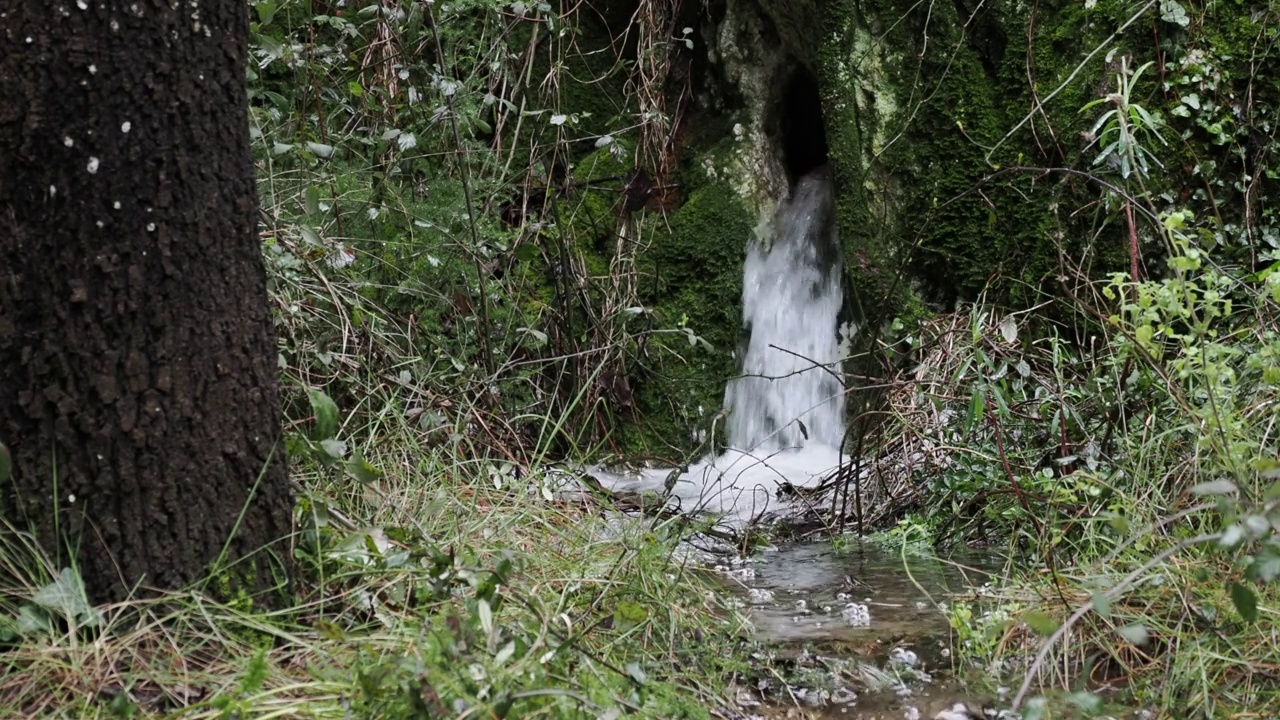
xmin=775 ymin=65 xmax=829 ymax=185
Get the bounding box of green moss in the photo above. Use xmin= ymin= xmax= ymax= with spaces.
xmin=819 ymin=0 xmax=1278 ymax=329
xmin=818 ymin=0 xmax=1137 ymax=316
xmin=566 ymin=144 xmax=634 ymax=263
xmin=615 ymin=184 xmax=755 ymax=455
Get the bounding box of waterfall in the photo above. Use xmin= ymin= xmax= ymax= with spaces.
xmin=592 ymin=166 xmax=848 ymax=525
xmin=724 ymin=166 xmax=846 ymax=453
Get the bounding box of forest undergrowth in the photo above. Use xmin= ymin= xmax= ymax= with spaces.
xmin=852 ymin=150 xmax=1280 ymax=720
xmin=792 ymin=17 xmax=1280 ymax=715
xmin=0 ymin=3 xmax=763 ymax=718
xmin=3 ymin=1 xmax=1280 ymax=719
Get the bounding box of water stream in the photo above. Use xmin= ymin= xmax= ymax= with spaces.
xmin=712 ymin=540 xmax=1007 ymax=719
xmin=724 ymin=166 xmax=846 ymax=455
xmin=592 ymin=169 xmax=1008 ymax=718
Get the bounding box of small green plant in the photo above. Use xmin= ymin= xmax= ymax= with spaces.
xmin=1080 ymin=58 xmax=1167 ymax=181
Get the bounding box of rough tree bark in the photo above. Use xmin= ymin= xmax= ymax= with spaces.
xmin=0 ymin=1 xmax=293 ymax=602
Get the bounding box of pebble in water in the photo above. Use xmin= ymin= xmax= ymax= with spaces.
xmin=747 ymin=588 xmax=774 ymax=605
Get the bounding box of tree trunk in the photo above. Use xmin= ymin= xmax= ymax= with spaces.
xmin=0 ymin=1 xmax=293 ymax=603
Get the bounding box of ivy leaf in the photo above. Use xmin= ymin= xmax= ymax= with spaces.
xmin=308 ymin=390 xmax=340 ymax=440
xmin=31 ymin=568 xmax=97 ymax=626
xmin=1160 ymin=0 xmax=1190 ymax=27
xmin=1117 ymin=623 xmax=1149 ymax=646
xmin=1023 ymin=611 xmax=1059 ymax=636
xmin=1246 ymin=544 xmax=1280 ymax=583
xmin=1229 ymin=581 xmax=1258 ymax=622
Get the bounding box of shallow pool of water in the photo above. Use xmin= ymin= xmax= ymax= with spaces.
xmin=717 ymin=540 xmax=1009 ymax=720
xmin=733 ymin=541 xmax=1003 ymax=644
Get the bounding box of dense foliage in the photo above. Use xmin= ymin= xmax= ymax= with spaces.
xmin=3 ymin=0 xmax=1280 ymax=718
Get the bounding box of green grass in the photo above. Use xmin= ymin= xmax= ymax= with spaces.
xmin=0 ymin=434 xmax=757 ymax=718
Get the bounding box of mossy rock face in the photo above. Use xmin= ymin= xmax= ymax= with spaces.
xmin=819 ymin=0 xmax=1099 ymax=317
xmin=819 ymin=0 xmax=1279 ymax=320
xmin=556 ymin=142 xmax=755 ymax=456
xmin=618 ymin=184 xmax=755 ymax=456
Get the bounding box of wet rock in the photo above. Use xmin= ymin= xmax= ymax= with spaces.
xmin=933 ymin=703 xmax=982 ymax=720
xmin=748 ymin=588 xmax=775 ymax=604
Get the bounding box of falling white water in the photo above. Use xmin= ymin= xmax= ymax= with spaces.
xmin=724 ymin=167 xmax=846 ymax=453
xmin=592 ymin=167 xmax=848 ymax=526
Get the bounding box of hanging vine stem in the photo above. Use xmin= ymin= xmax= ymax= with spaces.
xmin=424 ymin=1 xmax=496 ymax=376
